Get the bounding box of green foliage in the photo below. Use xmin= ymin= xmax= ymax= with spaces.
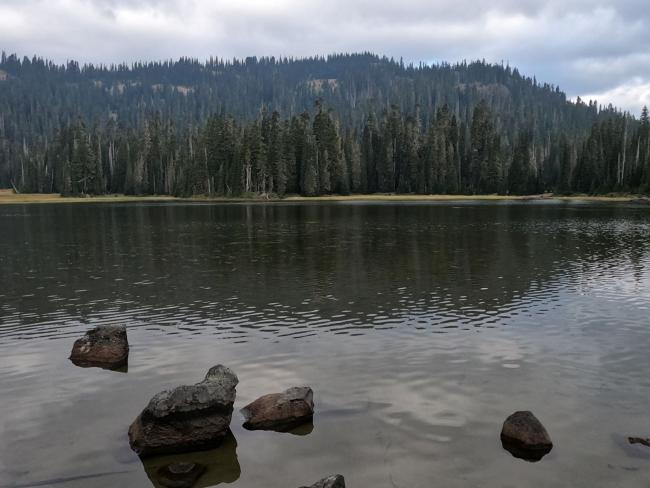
xmin=1 ymin=52 xmax=648 ymax=196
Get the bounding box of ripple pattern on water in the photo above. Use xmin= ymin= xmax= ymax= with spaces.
xmin=1 ymin=202 xmax=650 ymax=488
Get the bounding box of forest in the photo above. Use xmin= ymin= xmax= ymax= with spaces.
xmin=1 ymin=52 xmax=649 ymax=196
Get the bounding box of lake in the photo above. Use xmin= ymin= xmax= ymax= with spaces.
xmin=1 ymin=201 xmax=649 ymax=488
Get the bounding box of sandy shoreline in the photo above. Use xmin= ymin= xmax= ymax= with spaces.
xmin=0 ymin=190 xmax=647 ymax=205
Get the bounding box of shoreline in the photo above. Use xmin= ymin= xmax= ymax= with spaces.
xmin=0 ymin=190 xmax=648 ymax=205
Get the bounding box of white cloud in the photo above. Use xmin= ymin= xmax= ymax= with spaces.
xmin=0 ymin=0 xmax=648 ymax=113
xmin=581 ymin=79 xmax=650 ymax=115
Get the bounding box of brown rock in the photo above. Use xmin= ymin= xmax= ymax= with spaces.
xmin=69 ymin=325 xmax=129 ymax=370
xmin=241 ymin=386 xmax=314 ymax=432
xmin=500 ymin=411 xmax=553 ymax=462
xmin=299 ymin=475 xmax=345 ymax=488
xmin=129 ymin=365 xmax=238 ymax=457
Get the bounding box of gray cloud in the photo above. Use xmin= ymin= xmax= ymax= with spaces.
xmin=0 ymin=0 xmax=648 ymax=113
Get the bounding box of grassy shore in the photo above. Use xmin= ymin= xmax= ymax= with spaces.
xmin=0 ymin=190 xmax=178 ymax=205
xmin=282 ymin=193 xmax=645 ymax=203
xmin=0 ymin=189 xmax=647 ymax=205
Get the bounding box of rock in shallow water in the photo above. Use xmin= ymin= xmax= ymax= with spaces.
xmin=628 ymin=437 xmax=650 ymax=448
xmin=129 ymin=365 xmax=238 ymax=457
xmin=299 ymin=475 xmax=345 ymax=488
xmin=69 ymin=325 xmax=129 ymax=370
xmin=500 ymin=411 xmax=553 ymax=462
xmin=241 ymin=386 xmax=314 ymax=432
xmin=615 ymin=434 xmax=650 ymax=460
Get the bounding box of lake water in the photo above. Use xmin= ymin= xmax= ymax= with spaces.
xmin=1 ymin=201 xmax=650 ymax=488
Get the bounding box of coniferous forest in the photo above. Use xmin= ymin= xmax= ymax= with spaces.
xmin=1 ymin=52 xmax=649 ymax=196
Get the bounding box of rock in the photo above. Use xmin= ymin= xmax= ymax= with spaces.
xmin=628 ymin=437 xmax=650 ymax=448
xmin=141 ymin=431 xmax=241 ymax=488
xmin=613 ymin=433 xmax=650 ymax=460
xmin=299 ymin=475 xmax=345 ymax=488
xmin=500 ymin=411 xmax=553 ymax=462
xmin=241 ymin=386 xmax=314 ymax=432
xmin=129 ymin=365 xmax=238 ymax=457
xmin=69 ymin=325 xmax=129 ymax=370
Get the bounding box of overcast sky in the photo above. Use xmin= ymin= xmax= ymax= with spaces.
xmin=1 ymin=0 xmax=648 ymax=114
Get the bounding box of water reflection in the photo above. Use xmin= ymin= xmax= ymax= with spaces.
xmin=240 ymin=419 xmax=315 ymax=435
xmin=142 ymin=432 xmax=240 ymax=488
xmin=286 ymin=422 xmax=314 ymax=436
xmin=69 ymin=359 xmax=129 ymax=373
xmin=500 ymin=438 xmax=553 ymax=463
xmin=2 ymin=202 xmax=649 ymax=343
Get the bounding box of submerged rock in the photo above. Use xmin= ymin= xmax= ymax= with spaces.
xmin=142 ymin=431 xmax=241 ymax=488
xmin=299 ymin=475 xmax=345 ymax=488
xmin=500 ymin=411 xmax=553 ymax=462
xmin=628 ymin=437 xmax=650 ymax=448
xmin=155 ymin=462 xmax=206 ymax=488
xmin=241 ymin=386 xmax=314 ymax=432
xmin=129 ymin=365 xmax=238 ymax=457
xmin=614 ymin=434 xmax=650 ymax=460
xmin=69 ymin=325 xmax=129 ymax=370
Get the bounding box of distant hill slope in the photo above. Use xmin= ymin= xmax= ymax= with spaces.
xmin=0 ymin=52 xmax=601 ymax=137
xmin=0 ymin=52 xmax=647 ymax=195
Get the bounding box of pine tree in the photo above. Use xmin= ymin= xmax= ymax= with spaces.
xmin=509 ymin=131 xmax=531 ymax=195
xmin=361 ymin=114 xmax=378 ymax=193
xmin=469 ymin=101 xmax=500 ymax=193
xmin=70 ymin=121 xmax=96 ymax=195
xmin=302 ymin=133 xmax=318 ymax=196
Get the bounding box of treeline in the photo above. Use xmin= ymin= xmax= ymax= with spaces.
xmin=2 ymin=52 xmax=650 ymax=195
xmin=0 ymin=52 xmax=613 ymax=190
xmin=16 ymin=103 xmax=650 ymax=196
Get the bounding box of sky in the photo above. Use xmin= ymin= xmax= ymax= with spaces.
xmin=0 ymin=0 xmax=649 ymax=114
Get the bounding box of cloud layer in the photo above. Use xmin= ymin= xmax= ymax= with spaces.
xmin=1 ymin=0 xmax=648 ymax=113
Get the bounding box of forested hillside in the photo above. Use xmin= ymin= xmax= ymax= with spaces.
xmin=1 ymin=52 xmax=649 ymax=196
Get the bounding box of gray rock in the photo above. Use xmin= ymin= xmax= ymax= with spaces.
xmin=69 ymin=325 xmax=129 ymax=370
xmin=129 ymin=365 xmax=238 ymax=457
xmin=146 ymin=365 xmax=238 ymax=418
xmin=500 ymin=411 xmax=553 ymax=462
xmin=299 ymin=475 xmax=345 ymax=488
xmin=241 ymin=386 xmax=314 ymax=432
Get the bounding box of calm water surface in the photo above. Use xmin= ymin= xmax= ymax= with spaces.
xmin=1 ymin=201 xmax=650 ymax=488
